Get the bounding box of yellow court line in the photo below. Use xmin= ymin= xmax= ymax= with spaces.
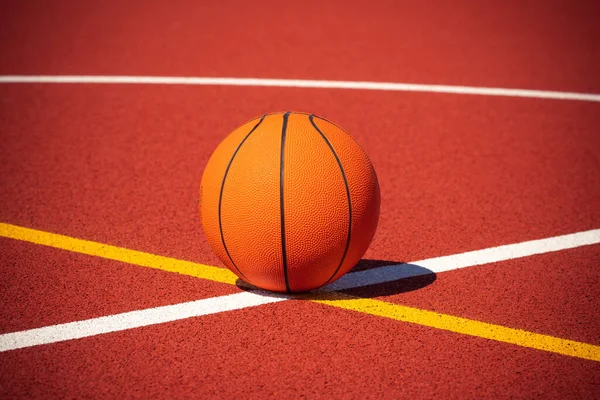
xmin=0 ymin=222 xmax=238 ymax=285
xmin=1 ymin=222 xmax=599 ymax=362
xmin=306 ymin=292 xmax=600 ymax=362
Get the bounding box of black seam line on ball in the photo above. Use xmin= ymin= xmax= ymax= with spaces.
xmin=218 ymin=115 xmax=266 ymax=280
xmin=309 ymin=114 xmax=353 ymax=286
xmin=280 ymin=112 xmax=292 ymax=293
xmin=313 ymin=114 xmax=349 ymax=135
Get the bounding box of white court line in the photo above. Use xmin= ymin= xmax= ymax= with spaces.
xmin=0 ymin=291 xmax=287 ymax=352
xmin=326 ymin=228 xmax=600 ymax=290
xmin=1 ymin=228 xmax=599 ymax=352
xmin=1 ymin=75 xmax=600 ymax=102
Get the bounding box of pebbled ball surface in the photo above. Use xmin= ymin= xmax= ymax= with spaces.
xmin=200 ymin=112 xmax=380 ymax=292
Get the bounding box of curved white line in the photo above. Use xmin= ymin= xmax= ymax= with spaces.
xmin=1 ymin=75 xmax=599 ymax=102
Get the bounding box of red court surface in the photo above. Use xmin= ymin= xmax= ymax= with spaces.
xmin=2 ymin=0 xmax=600 ymax=91
xmin=1 ymin=1 xmax=600 ymax=398
xmin=0 ymin=238 xmax=237 ymax=333
xmin=1 ymin=301 xmax=599 ymax=399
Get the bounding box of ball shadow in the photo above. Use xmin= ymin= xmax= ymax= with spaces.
xmin=327 ymin=259 xmax=436 ymax=298
xmin=235 ymin=259 xmax=436 ymax=300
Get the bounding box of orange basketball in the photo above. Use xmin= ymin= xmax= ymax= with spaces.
xmin=200 ymin=112 xmax=380 ymax=293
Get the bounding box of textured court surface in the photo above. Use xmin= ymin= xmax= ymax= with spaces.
xmin=1 ymin=1 xmax=600 ymax=398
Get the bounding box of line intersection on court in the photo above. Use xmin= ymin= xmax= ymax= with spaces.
xmin=1 ymin=222 xmax=599 ymax=361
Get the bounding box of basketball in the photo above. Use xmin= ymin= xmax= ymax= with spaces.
xmin=200 ymin=112 xmax=380 ymax=293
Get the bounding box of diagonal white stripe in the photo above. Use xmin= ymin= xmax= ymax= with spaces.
xmin=1 ymin=228 xmax=598 ymax=352
xmin=1 ymin=75 xmax=600 ymax=102
xmin=0 ymin=291 xmax=286 ymax=352
xmin=325 ymin=229 xmax=600 ymax=291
